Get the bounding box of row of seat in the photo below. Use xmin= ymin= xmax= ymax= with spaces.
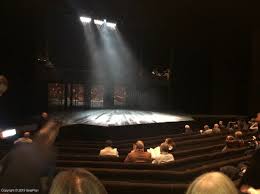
xmin=56 ymin=147 xmax=248 ymax=171
xmin=55 ymin=155 xmax=251 ymax=194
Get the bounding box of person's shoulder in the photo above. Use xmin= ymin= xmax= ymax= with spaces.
xmin=145 ymin=151 xmax=152 ymax=157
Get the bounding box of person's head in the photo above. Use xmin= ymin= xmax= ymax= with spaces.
xmin=160 ymin=143 xmax=169 ymax=153
xmin=219 ymin=121 xmax=224 ymax=125
xmin=105 ymin=140 xmax=113 ymax=147
xmin=226 ymin=135 xmax=235 ymax=148
xmin=185 ymin=125 xmax=190 ymax=129
xmin=41 ymin=112 xmax=48 ymax=119
xmin=186 ymin=172 xmax=238 ymax=194
xmin=256 ymin=113 xmax=260 ymax=122
xmin=135 ymin=140 xmax=144 ymax=151
xmin=235 ymin=131 xmax=243 ymax=139
xmin=214 ymin=124 xmax=219 ymax=129
xmin=49 ymin=168 xmax=107 ymax=194
xmin=233 ymin=124 xmax=239 ymax=129
xmin=24 ymin=132 xmax=30 ymax=138
xmin=204 ymin=125 xmax=209 ymax=130
xmin=0 ymin=75 xmax=8 ymax=96
xmin=165 ymin=138 xmax=175 ymax=150
xmin=226 ymin=135 xmax=235 ymax=142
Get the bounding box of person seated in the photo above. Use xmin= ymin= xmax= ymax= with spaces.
xmin=227 ymin=121 xmax=238 ymax=133
xmin=200 ymin=125 xmax=213 ymax=135
xmin=244 ymin=188 xmax=260 ymax=194
xmin=186 ymin=172 xmax=239 ymax=194
xmin=99 ymin=140 xmax=119 ymax=157
xmin=37 ymin=112 xmax=49 ymax=130
xmin=222 ymin=135 xmax=238 ymax=152
xmin=165 ymin=138 xmax=176 ymax=152
xmin=49 ymin=168 xmax=107 ymax=194
xmin=240 ymin=148 xmax=260 ymax=193
xmin=124 ymin=140 xmax=152 ymax=163
xmin=249 ymin=119 xmax=258 ymax=133
xmin=234 ymin=131 xmax=245 ymax=147
xmin=232 ymin=123 xmax=240 ymax=131
xmin=152 ymin=143 xmax=174 ymax=164
xmin=185 ymin=125 xmax=193 ymax=134
xmin=14 ymin=132 xmax=33 ymax=144
xmin=220 ymin=165 xmax=240 ymax=181
xmin=212 ymin=124 xmax=221 ymax=134
xmin=148 ymin=138 xmax=176 ymax=158
xmin=219 ymin=120 xmax=226 ymax=130
xmin=237 ymin=119 xmax=249 ymax=132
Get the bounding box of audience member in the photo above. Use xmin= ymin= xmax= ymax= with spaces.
xmin=256 ymin=113 xmax=260 ymax=123
xmin=222 ymin=135 xmax=237 ymax=152
xmin=240 ymin=148 xmax=260 ymax=190
xmin=234 ymin=131 xmax=245 ymax=147
xmin=245 ymin=188 xmax=260 ymax=194
xmin=249 ymin=120 xmax=258 ymax=133
xmin=186 ymin=172 xmax=238 ymax=194
xmin=212 ymin=124 xmax=221 ymax=134
xmin=148 ymin=138 xmax=176 ymax=159
xmin=125 ymin=140 xmax=152 ymax=163
xmin=227 ymin=121 xmax=238 ymax=133
xmin=38 ymin=112 xmax=49 ymax=130
xmin=152 ymin=143 xmax=174 ymax=164
xmin=185 ymin=125 xmax=193 ymax=134
xmin=201 ymin=125 xmax=213 ymax=135
xmin=0 ymin=120 xmax=60 ymax=193
xmin=14 ymin=132 xmax=33 ymax=144
xmin=164 ymin=138 xmax=176 ymax=152
xmin=220 ymin=165 xmax=240 ymax=180
xmin=238 ymin=119 xmax=249 ymax=132
xmin=49 ymin=168 xmax=107 ymax=194
xmin=219 ymin=120 xmax=226 ymax=130
xmin=99 ymin=140 xmax=119 ymax=157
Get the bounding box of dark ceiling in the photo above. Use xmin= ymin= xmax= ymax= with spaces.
xmin=0 ymin=0 xmax=258 ymax=70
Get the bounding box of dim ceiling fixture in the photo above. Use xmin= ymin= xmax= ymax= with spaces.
xmin=80 ymin=16 xmax=92 ymax=23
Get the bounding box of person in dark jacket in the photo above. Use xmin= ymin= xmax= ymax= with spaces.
xmin=0 ymin=120 xmax=60 ymax=194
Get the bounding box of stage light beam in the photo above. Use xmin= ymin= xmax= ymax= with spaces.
xmin=106 ymin=22 xmax=117 ymax=29
xmin=80 ymin=16 xmax=92 ymax=24
xmin=94 ymin=19 xmax=104 ymax=26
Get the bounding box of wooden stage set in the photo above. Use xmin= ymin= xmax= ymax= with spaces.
xmin=57 ymin=109 xmax=194 ymax=140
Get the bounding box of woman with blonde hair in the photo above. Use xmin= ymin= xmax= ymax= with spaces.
xmin=49 ymin=168 xmax=107 ymax=194
xmin=186 ymin=172 xmax=238 ymax=194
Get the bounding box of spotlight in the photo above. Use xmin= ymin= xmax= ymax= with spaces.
xmin=80 ymin=16 xmax=92 ymax=23
xmin=106 ymin=22 xmax=117 ymax=29
xmin=94 ymin=19 xmax=104 ymax=26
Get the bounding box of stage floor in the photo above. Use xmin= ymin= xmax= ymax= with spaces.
xmin=60 ymin=109 xmax=193 ymax=127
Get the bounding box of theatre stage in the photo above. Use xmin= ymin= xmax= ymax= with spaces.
xmin=59 ymin=109 xmax=193 ymax=127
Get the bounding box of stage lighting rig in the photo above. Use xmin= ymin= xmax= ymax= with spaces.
xmin=94 ymin=19 xmax=104 ymax=26
xmin=80 ymin=16 xmax=92 ymax=23
xmin=106 ymin=22 xmax=117 ymax=29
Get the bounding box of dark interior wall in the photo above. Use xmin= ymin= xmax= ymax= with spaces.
xmin=0 ymin=0 xmax=47 ymax=122
xmin=209 ymin=27 xmax=250 ymax=114
xmin=248 ymin=27 xmax=260 ymax=113
xmin=172 ymin=0 xmax=252 ymax=114
xmin=173 ymin=48 xmax=210 ymax=113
